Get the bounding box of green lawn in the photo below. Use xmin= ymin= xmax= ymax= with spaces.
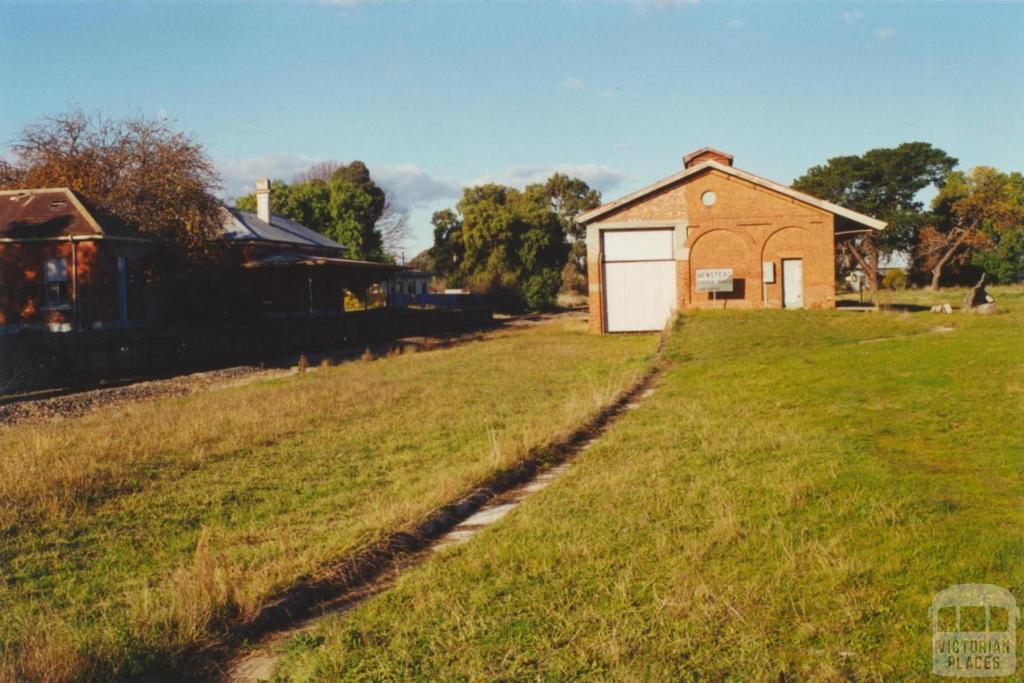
xmin=0 ymin=318 xmax=658 ymax=682
xmin=276 ymin=286 xmax=1024 ymax=682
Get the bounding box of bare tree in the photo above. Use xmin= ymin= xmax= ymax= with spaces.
xmin=293 ymin=160 xmax=343 ymax=184
xmin=6 ymin=109 xmax=223 ymax=260
xmin=917 ymin=224 xmax=990 ymax=290
xmin=837 ymin=236 xmax=880 ymax=289
xmin=377 ymin=191 xmax=410 ymax=260
xmin=0 ymin=158 xmax=23 ymax=187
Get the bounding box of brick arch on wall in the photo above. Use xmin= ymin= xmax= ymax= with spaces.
xmin=760 ymin=224 xmax=831 ymax=309
xmin=687 ymin=227 xmax=756 ymax=308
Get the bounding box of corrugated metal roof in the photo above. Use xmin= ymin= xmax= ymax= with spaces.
xmin=222 ymin=207 xmax=349 ymax=253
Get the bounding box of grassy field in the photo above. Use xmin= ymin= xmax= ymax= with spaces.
xmin=0 ymin=317 xmax=658 ymax=682
xmin=276 ymin=286 xmax=1024 ymax=682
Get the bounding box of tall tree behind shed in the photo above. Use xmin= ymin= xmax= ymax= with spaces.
xmin=543 ymin=173 xmax=600 ymax=294
xmin=428 ymin=179 xmax=570 ymax=310
xmin=792 ymin=142 xmax=957 ymax=289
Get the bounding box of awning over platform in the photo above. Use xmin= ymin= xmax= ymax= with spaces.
xmin=241 ymin=251 xmax=403 ymax=273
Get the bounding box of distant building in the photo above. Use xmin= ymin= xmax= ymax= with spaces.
xmin=847 ymin=252 xmax=909 ymax=291
xmin=386 ymin=269 xmax=432 ymax=298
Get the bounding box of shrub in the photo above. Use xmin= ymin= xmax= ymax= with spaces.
xmin=520 ymin=269 xmax=562 ymax=311
xmin=883 ymin=269 xmax=908 ymax=290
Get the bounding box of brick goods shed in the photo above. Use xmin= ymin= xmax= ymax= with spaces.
xmin=576 ymin=148 xmax=887 ymax=333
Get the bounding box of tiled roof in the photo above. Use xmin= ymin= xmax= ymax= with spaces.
xmin=0 ymin=188 xmax=101 ymax=239
xmin=0 ymin=188 xmax=147 ymax=240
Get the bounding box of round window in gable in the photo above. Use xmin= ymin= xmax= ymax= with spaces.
xmin=701 ymin=190 xmax=717 ymax=207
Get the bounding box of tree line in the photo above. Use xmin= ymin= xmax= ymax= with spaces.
xmin=792 ymin=142 xmax=1024 ymax=290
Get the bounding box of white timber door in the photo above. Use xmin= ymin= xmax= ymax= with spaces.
xmin=782 ymin=258 xmax=804 ymax=309
xmin=602 ymin=229 xmax=676 ymax=332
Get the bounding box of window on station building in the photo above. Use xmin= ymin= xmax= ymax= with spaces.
xmin=44 ymin=257 xmax=70 ymax=308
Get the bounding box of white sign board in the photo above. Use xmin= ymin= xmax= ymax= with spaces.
xmin=695 ymin=268 xmax=734 ymax=293
xmin=762 ymin=262 xmax=775 ymax=284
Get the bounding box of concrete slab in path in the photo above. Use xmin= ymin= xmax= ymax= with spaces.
xmin=460 ymin=503 xmax=517 ymax=527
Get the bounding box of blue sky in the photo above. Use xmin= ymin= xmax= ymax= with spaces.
xmin=2 ymin=1 xmax=1022 ymax=255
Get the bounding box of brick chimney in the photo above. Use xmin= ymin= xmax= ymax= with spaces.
xmin=255 ymin=178 xmax=271 ymax=223
xmin=683 ymin=147 xmax=734 ymax=169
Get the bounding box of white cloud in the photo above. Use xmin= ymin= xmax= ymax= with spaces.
xmin=369 ymin=163 xmax=461 ymax=208
xmin=564 ymin=77 xmax=586 ymax=92
xmin=875 ymin=25 xmax=896 ymax=41
xmin=216 ymin=155 xmax=320 ymax=198
xmin=215 ymin=155 xmax=460 ymax=209
xmin=471 ymin=163 xmax=630 ymax=194
xmin=630 ymin=0 xmax=698 ymax=15
xmin=839 ymin=9 xmax=863 ymax=26
xmin=725 ymin=19 xmax=744 ymax=30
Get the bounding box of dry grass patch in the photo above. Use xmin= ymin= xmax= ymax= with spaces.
xmin=0 ymin=316 xmax=658 ymax=681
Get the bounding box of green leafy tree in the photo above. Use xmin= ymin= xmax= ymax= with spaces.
xmin=920 ymin=167 xmax=1024 ymax=289
xmin=793 ymin=142 xmax=957 ymax=289
xmin=326 ymin=175 xmax=384 ymax=259
xmin=234 ymin=161 xmax=387 ymax=261
xmin=516 ymin=183 xmax=571 ymax=305
xmin=430 ymin=208 xmax=464 ymax=283
xmin=429 ymin=178 xmax=574 ymax=310
xmin=543 ymin=173 xmax=601 ymax=293
xmin=973 ymin=171 xmax=1024 ymax=284
xmin=972 ymin=229 xmax=1024 ymax=284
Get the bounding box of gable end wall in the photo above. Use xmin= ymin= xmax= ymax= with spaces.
xmin=588 ymin=168 xmax=837 ymax=332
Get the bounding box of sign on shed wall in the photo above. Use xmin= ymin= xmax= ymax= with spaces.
xmin=695 ymin=268 xmax=734 ymax=293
